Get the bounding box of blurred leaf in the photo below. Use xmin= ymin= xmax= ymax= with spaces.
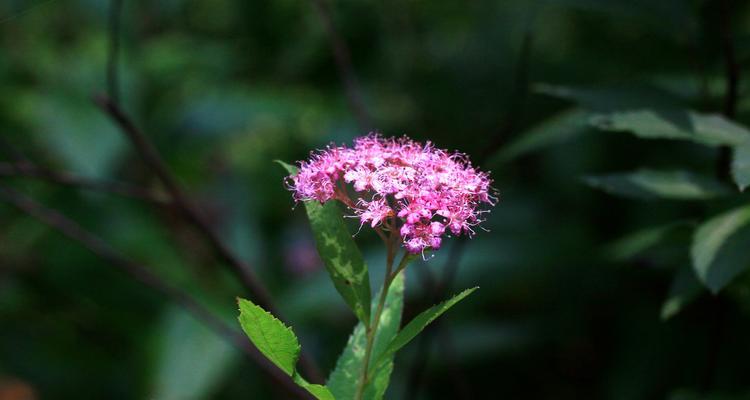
xmin=18 ymin=93 xmax=126 ymax=178
xmin=589 ymin=110 xmax=750 ymax=147
xmin=661 ymin=266 xmax=704 ymax=320
xmin=328 ymin=272 xmax=405 ymax=400
xmin=0 ymin=217 xmax=49 ymax=262
xmin=550 ymin=0 xmax=694 ymax=38
xmin=691 ymin=205 xmax=750 ymax=293
xmin=439 ymin=321 xmax=534 ymax=364
xmin=281 ymin=272 xmax=344 ymax=321
xmin=669 ymin=388 xmax=750 ymax=400
xmin=150 ymin=307 xmax=237 ymax=400
xmin=604 ymin=221 xmax=693 ymax=261
xmin=277 ymin=161 xmax=372 ymax=325
xmin=583 ymin=170 xmax=731 ymax=200
xmin=487 ymin=108 xmax=588 ymax=165
xmin=373 ymin=287 xmax=478 ymax=371
xmin=732 ymin=142 xmax=750 ymax=191
xmin=107 ymin=206 xmax=199 ymax=291
xmin=237 ymin=298 xmax=333 ymax=400
xmin=173 ymin=86 xmax=339 ymax=138
xmin=534 ymin=83 xmax=682 ymax=111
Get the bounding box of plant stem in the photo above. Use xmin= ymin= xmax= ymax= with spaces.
xmin=355 ymin=251 xmax=411 ymax=400
xmin=394 ymin=252 xmax=413 ymax=278
xmin=355 ymin=251 xmax=394 ymax=400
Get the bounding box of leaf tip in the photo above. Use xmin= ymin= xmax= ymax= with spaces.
xmin=274 ymin=159 xmax=297 ymax=174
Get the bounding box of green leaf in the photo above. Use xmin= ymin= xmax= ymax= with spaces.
xmin=293 ymin=375 xmax=335 ymax=400
xmin=589 ymin=110 xmax=750 ymax=147
xmin=19 ymin=92 xmax=127 ymax=178
xmin=732 ymin=142 xmax=750 ymax=191
xmin=604 ymin=221 xmax=693 ymax=261
xmin=535 ymin=84 xmax=681 ymax=112
xmin=661 ymin=266 xmax=704 ymax=320
xmin=237 ymin=298 xmax=300 ymax=376
xmin=277 ymin=160 xmax=372 ymax=325
xmin=328 ymin=272 xmax=406 ymax=400
xmin=691 ymin=205 xmax=750 ymax=293
xmin=583 ymin=169 xmax=731 ymax=200
xmin=237 ymin=298 xmax=335 ymax=400
xmin=373 ymin=287 xmax=478 ymax=371
xmin=486 ymin=108 xmax=589 ymax=165
xmin=150 ymin=307 xmax=237 ymax=400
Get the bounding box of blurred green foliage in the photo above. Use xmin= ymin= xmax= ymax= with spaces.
xmin=3 ymin=0 xmax=750 ymax=399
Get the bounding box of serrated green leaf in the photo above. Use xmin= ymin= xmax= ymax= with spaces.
xmin=277 ymin=160 xmax=372 ymax=325
xmin=328 ymin=272 xmax=405 ymax=400
xmin=486 ymin=108 xmax=589 ymax=165
xmin=691 ymin=205 xmax=750 ymax=294
xmin=373 ymin=287 xmax=478 ymax=371
xmin=589 ymin=110 xmax=750 ymax=147
xmin=237 ymin=298 xmax=334 ymax=399
xmin=237 ymin=298 xmax=300 ymax=376
xmin=604 ymin=221 xmax=693 ymax=261
xmin=661 ymin=266 xmax=704 ymax=320
xmin=732 ymin=142 xmax=750 ymax=191
xmin=583 ymin=169 xmax=731 ymax=200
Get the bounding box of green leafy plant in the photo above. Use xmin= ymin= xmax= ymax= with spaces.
xmin=495 ymin=83 xmax=750 ymax=320
xmin=237 ymin=136 xmax=494 ymax=399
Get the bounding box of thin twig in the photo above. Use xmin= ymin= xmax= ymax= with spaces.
xmin=436 ymin=321 xmax=473 ymax=399
xmin=0 ymin=161 xmax=169 ymax=204
xmin=403 ymin=238 xmax=470 ymax=400
xmin=93 ymin=94 xmax=270 ymax=303
xmin=720 ymin=0 xmax=739 ymax=119
xmin=404 ymin=28 xmax=534 ymax=398
xmin=716 ymin=0 xmax=740 ymax=181
xmin=481 ymin=29 xmax=534 ymax=162
xmin=308 ymin=0 xmax=372 ymax=131
xmin=92 ymin=94 xmax=323 ymax=382
xmin=107 ymin=0 xmax=123 ymax=104
xmin=703 ymin=0 xmax=738 ymax=389
xmin=0 ymin=136 xmax=30 ymax=163
xmin=0 ymin=184 xmax=313 ymax=400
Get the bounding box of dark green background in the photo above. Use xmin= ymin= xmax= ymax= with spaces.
xmin=2 ymin=0 xmax=750 ymax=399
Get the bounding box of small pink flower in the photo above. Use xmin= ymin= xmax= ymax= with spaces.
xmin=286 ymin=134 xmax=497 ymax=254
xmin=355 ymin=197 xmax=394 ymax=228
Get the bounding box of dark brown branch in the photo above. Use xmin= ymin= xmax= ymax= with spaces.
xmin=92 ymin=94 xmax=323 ymax=382
xmin=0 ymin=184 xmax=313 ymax=400
xmin=0 ymin=161 xmax=169 ymax=204
xmin=93 ymin=94 xmax=272 ymax=305
xmin=309 ymin=0 xmax=372 ymax=131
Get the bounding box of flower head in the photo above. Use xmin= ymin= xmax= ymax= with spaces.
xmin=287 ymin=134 xmax=497 ymax=254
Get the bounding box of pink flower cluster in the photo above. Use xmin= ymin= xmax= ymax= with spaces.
xmin=287 ymin=134 xmax=496 ymax=254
